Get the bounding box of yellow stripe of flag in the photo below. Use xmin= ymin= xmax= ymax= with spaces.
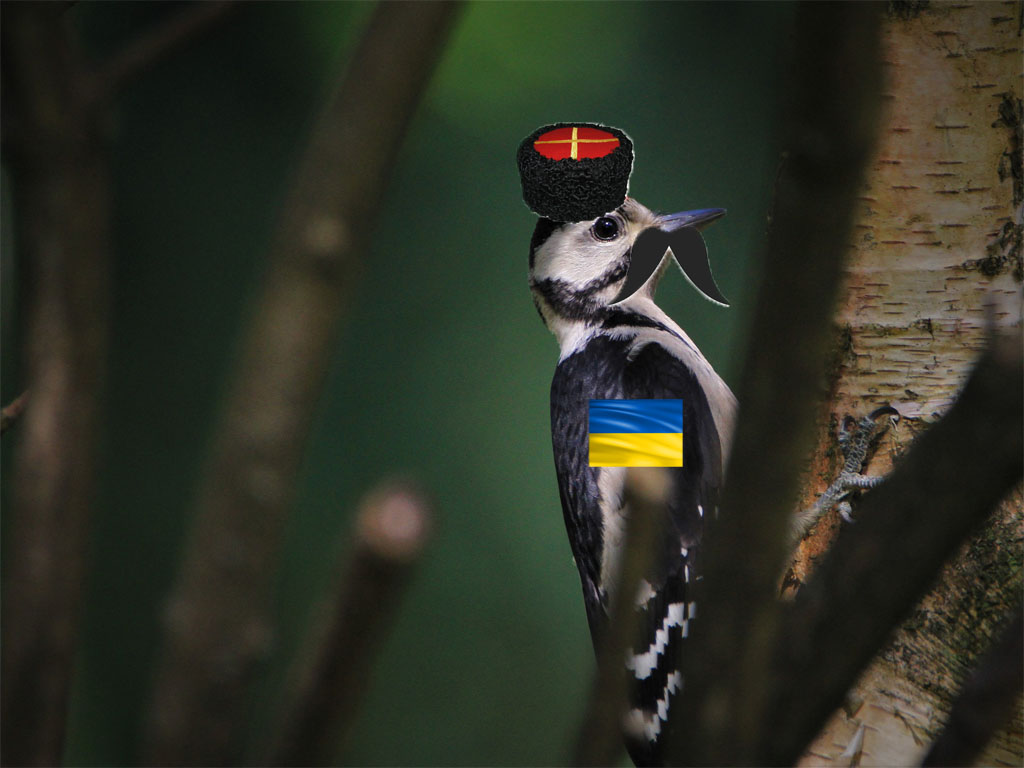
xmin=588 ymin=432 xmax=683 ymax=467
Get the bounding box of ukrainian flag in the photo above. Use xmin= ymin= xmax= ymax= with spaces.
xmin=588 ymin=399 xmax=683 ymax=467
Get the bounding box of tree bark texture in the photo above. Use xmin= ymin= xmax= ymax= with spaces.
xmin=791 ymin=3 xmax=1023 ymax=766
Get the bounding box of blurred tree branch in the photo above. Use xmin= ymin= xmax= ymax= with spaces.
xmin=646 ymin=4 xmax=1024 ymax=765
xmin=573 ymin=468 xmax=671 ymax=767
xmin=268 ymin=481 xmax=434 ymax=767
xmin=89 ymin=1 xmax=237 ymax=106
xmin=0 ymin=4 xmax=111 ymax=765
xmin=143 ymin=3 xmax=462 ymax=764
xmin=1 ymin=391 xmax=29 ymax=435
xmin=669 ymin=3 xmax=884 ymax=764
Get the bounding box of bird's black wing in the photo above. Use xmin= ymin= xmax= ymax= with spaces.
xmin=619 ymin=339 xmax=725 ymax=766
xmin=624 ymin=339 xmax=724 ymax=546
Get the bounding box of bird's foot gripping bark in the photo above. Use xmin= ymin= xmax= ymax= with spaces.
xmin=793 ymin=406 xmax=899 ymax=540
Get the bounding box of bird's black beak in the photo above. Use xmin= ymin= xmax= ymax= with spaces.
xmin=658 ymin=207 xmax=726 ymax=233
xmin=610 ymin=207 xmax=730 ymax=306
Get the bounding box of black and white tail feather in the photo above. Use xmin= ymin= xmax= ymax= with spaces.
xmin=530 ymin=198 xmax=736 ymax=766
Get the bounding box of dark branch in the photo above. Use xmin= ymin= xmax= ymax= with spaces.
xmin=573 ymin=468 xmax=672 ymax=767
xmin=1 ymin=391 xmax=29 ymax=435
xmin=0 ymin=4 xmax=111 ymax=765
xmin=143 ymin=3 xmax=462 ymax=764
xmin=922 ymin=606 xmax=1024 ymax=767
xmin=89 ymin=2 xmax=237 ymax=105
xmin=268 ymin=481 xmax=434 ymax=766
xmin=766 ymin=328 xmax=1024 ymax=765
xmin=669 ymin=3 xmax=885 ymax=764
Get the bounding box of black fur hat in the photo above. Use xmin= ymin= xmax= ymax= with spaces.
xmin=517 ymin=123 xmax=634 ymax=222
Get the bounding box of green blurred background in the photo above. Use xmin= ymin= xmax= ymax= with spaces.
xmin=1 ymin=2 xmax=794 ymax=764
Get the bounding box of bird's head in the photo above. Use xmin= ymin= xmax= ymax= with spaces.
xmin=528 ymin=198 xmax=725 ymax=334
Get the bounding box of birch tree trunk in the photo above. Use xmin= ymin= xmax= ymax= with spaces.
xmin=789 ymin=3 xmax=1023 ymax=766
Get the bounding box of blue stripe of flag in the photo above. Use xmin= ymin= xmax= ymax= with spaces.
xmin=589 ymin=399 xmax=683 ymax=434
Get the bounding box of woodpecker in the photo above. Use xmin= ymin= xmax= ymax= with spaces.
xmin=529 ymin=197 xmax=737 ymax=766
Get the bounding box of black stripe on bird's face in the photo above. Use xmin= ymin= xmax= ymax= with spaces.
xmin=530 ymin=259 xmax=629 ymax=322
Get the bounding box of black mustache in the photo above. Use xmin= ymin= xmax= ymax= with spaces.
xmin=610 ymin=227 xmax=729 ymax=306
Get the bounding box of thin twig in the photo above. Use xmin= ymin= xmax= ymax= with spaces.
xmin=1 ymin=391 xmax=29 ymax=435
xmin=573 ymin=468 xmax=671 ymax=767
xmin=669 ymin=3 xmax=885 ymax=765
xmin=89 ymin=1 xmax=237 ymax=106
xmin=766 ymin=328 xmax=1023 ymax=765
xmin=268 ymin=481 xmax=434 ymax=766
xmin=922 ymin=606 xmax=1024 ymax=767
xmin=143 ymin=3 xmax=462 ymax=765
xmin=0 ymin=5 xmax=111 ymax=765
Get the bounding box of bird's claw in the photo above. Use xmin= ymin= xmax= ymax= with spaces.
xmin=838 ymin=501 xmax=854 ymax=524
xmin=792 ymin=406 xmax=898 ymax=540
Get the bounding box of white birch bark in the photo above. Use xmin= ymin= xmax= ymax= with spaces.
xmin=791 ymin=3 xmax=1023 ymax=766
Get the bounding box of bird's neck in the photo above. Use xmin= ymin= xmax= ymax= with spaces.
xmin=532 ymin=291 xmax=602 ymax=359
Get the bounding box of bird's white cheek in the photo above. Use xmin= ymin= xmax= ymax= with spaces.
xmin=534 ymin=243 xmax=625 ymax=288
xmin=564 ymin=255 xmax=607 ymax=285
xmin=538 ymin=256 xmax=600 ymax=285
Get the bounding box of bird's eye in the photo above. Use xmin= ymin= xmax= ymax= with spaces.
xmin=591 ymin=216 xmax=620 ymax=241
